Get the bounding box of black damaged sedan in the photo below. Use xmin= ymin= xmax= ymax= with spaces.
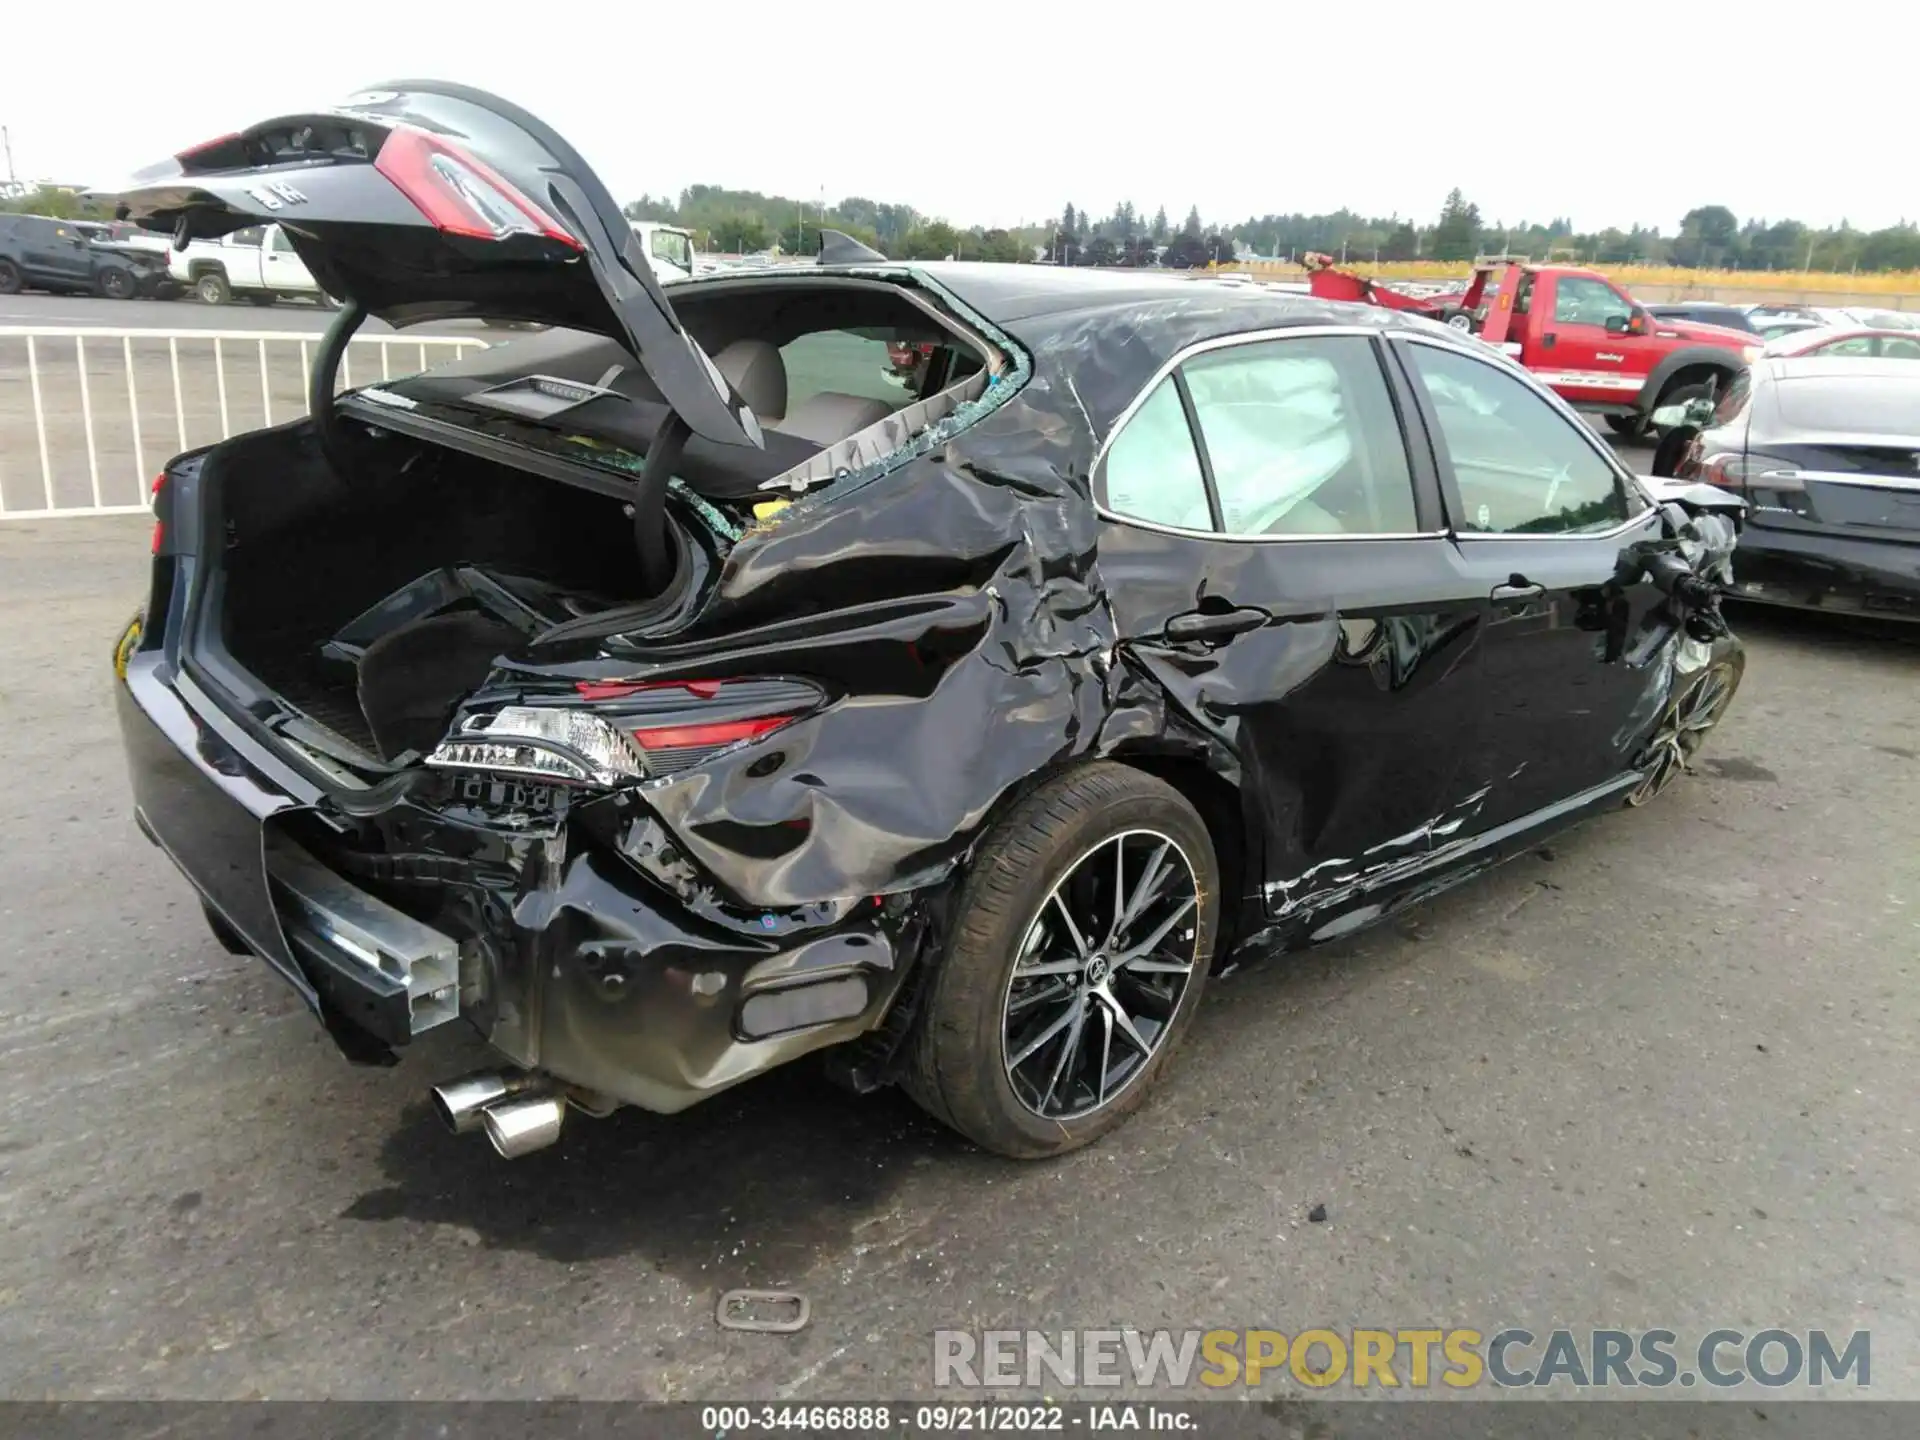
xmin=109 ymin=83 xmax=1747 ymax=1160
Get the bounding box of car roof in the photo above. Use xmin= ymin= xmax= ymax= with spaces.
xmin=1768 ymin=324 xmax=1918 ymax=351
xmin=903 ymin=262 xmax=1488 ymax=431
xmin=1762 ymin=354 xmax=1920 ymax=380
xmin=666 ymin=259 xmax=1499 ymax=443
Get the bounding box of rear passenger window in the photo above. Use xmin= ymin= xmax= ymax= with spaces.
xmin=778 ymin=330 xmax=911 ymax=410
xmin=1100 ymin=378 xmax=1211 ymax=530
xmin=1182 ymin=335 xmax=1419 ymax=536
xmin=1405 ymin=341 xmax=1635 ymax=535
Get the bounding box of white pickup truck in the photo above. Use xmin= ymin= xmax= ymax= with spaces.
xmin=170 ymin=223 xmax=333 ymax=307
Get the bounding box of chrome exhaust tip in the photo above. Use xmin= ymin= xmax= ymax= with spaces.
xmin=431 ymin=1072 xmax=519 ymax=1134
xmin=481 ymin=1093 xmax=566 ymax=1159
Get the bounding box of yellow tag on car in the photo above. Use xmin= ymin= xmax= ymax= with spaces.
xmin=752 ymin=498 xmax=792 ymax=521
xmin=114 ymin=615 xmax=142 ymax=681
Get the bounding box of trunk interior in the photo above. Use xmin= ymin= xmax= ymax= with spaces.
xmin=204 ymin=424 xmax=663 ymax=762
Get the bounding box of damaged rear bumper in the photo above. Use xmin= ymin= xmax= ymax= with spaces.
xmin=117 ymin=652 xmax=917 ymax=1113
xmin=1730 ymin=527 xmax=1920 ymax=621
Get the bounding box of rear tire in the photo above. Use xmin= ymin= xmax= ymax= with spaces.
xmin=1605 ymin=412 xmax=1648 ymax=439
xmin=1651 ymin=426 xmax=1696 ymax=478
xmin=904 ymin=763 xmax=1218 ymax=1158
xmin=195 ymin=271 xmax=231 ymax=305
xmin=0 ymin=259 xmax=21 ymax=294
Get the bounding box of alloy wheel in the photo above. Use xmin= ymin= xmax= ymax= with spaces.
xmin=1628 ymin=662 xmax=1737 ymax=806
xmin=1000 ymin=829 xmax=1202 ymax=1121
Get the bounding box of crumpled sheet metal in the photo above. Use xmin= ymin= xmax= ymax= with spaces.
xmin=633 ymin=399 xmax=1124 ymax=909
xmin=579 ymin=289 xmax=1297 ymax=911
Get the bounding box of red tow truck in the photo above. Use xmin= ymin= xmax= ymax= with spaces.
xmin=1305 ymin=253 xmax=1761 ymax=438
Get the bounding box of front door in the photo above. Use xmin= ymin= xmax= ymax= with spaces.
xmin=23 ymin=219 xmax=94 ymax=289
xmin=1092 ymin=328 xmax=1491 ymax=938
xmin=1530 ymin=272 xmax=1661 ymax=409
xmin=260 ymin=225 xmax=313 ymax=292
xmin=1389 ymin=332 xmax=1671 ymax=830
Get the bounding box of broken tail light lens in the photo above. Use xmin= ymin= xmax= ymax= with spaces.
xmin=428 ymin=679 xmax=819 ymax=786
xmin=427 ymin=706 xmax=648 ymax=787
xmin=149 ymin=471 xmax=168 ymax=555
xmin=373 ymin=127 xmax=581 ymax=249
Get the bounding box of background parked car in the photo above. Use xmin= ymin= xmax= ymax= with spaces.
xmin=0 ymin=213 xmax=173 ymax=299
xmin=72 ymin=218 xmax=172 ymax=260
xmin=1746 ymin=302 xmax=1920 ymax=333
xmin=1762 ymin=326 xmax=1920 ymax=359
xmin=1678 ymin=357 xmax=1920 ymax=621
xmin=1646 ymin=301 xmax=1761 ymax=334
xmin=169 ymin=223 xmax=334 ymax=306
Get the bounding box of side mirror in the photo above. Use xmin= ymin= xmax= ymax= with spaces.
xmin=1605 ymin=314 xmax=1631 ymax=334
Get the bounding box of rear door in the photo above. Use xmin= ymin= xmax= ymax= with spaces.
xmin=259 ymin=224 xmax=315 ymax=291
xmin=101 ymin=80 xmax=760 ymax=449
xmin=23 ymin=217 xmax=94 ymax=288
xmin=1092 ymin=326 xmax=1492 ymax=934
xmin=223 ymin=226 xmax=270 ymax=287
xmin=1390 ymin=333 xmax=1670 ymax=829
xmin=1530 ymin=272 xmax=1662 ymax=407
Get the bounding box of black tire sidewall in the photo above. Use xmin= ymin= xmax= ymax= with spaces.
xmin=0 ymin=260 xmax=22 ymax=294
xmin=98 ymin=267 xmax=135 ymax=299
xmin=916 ymin=764 xmax=1218 ymax=1158
xmin=1652 ymin=425 xmax=1697 ymax=477
xmin=196 ymin=273 xmax=229 ymax=304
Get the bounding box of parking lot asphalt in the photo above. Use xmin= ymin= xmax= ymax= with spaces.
xmin=1 ymin=513 xmax=1915 ymax=1401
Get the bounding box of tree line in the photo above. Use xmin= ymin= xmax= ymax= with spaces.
xmin=627 ymin=184 xmax=1920 ymax=274
xmin=9 ymin=179 xmax=1917 ymax=273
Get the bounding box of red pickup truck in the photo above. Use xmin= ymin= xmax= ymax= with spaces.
xmin=1305 ymin=255 xmax=1762 ymax=439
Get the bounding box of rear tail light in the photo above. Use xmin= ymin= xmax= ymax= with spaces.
xmin=428 ymin=706 xmax=648 ymax=787
xmin=174 ymin=132 xmax=244 ymax=170
xmin=373 ymin=127 xmax=580 ymax=249
xmin=1701 ymin=451 xmax=1812 ymax=519
xmin=149 ymin=471 xmax=167 ymax=555
xmin=426 ymin=678 xmax=818 ymax=786
xmin=1700 ymin=452 xmax=1802 ymax=491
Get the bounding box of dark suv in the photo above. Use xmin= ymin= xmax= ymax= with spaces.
xmin=0 ymin=213 xmax=173 ymax=299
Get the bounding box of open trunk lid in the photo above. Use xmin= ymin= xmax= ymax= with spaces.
xmin=98 ymin=80 xmax=762 ymax=449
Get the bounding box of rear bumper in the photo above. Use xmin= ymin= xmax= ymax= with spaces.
xmin=117 ymin=647 xmax=916 ymax=1111
xmin=1732 ymin=526 xmax=1920 ymax=621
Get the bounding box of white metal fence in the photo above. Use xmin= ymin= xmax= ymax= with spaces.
xmin=0 ymin=327 xmax=490 ymax=519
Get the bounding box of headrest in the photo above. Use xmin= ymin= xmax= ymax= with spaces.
xmin=711 ymin=339 xmax=787 ymax=421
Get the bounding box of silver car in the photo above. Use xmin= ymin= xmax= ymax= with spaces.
xmin=1682 ymin=357 xmax=1920 ymax=621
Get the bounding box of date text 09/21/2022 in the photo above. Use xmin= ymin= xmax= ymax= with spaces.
xmin=701 ymin=1405 xmax=1189 ymax=1433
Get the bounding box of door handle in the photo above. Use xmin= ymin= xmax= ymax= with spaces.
xmin=1164 ymin=606 xmax=1269 ymax=642
xmin=1490 ymin=577 xmax=1546 ymax=605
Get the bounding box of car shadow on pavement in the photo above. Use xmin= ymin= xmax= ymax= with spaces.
xmin=341 ymin=1063 xmax=983 ymax=1284
xmin=1725 ymin=601 xmax=1920 ymax=657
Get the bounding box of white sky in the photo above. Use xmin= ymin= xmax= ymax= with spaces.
xmin=3 ymin=1 xmax=1907 ymax=234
